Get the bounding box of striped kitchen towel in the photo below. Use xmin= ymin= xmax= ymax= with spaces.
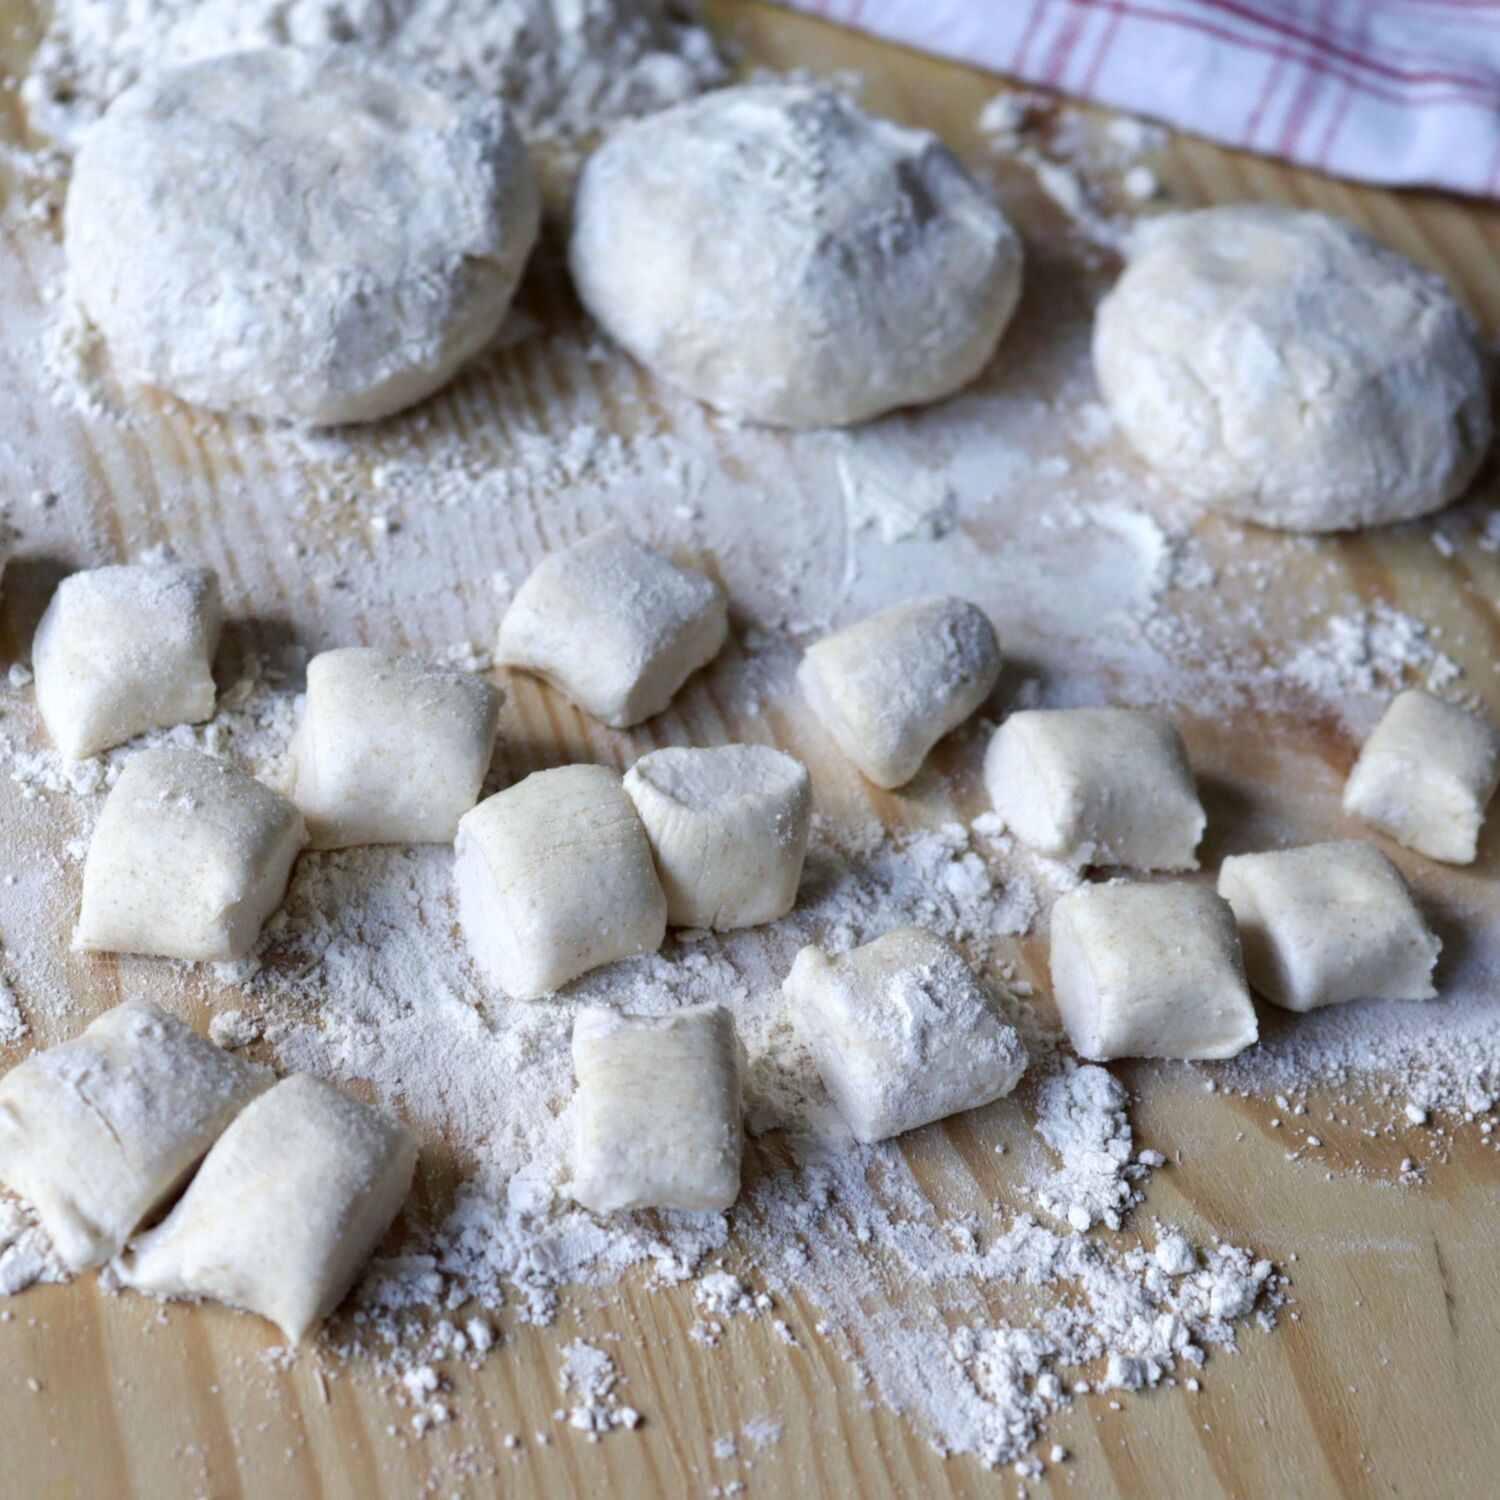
xmin=777 ymin=0 xmax=1500 ymax=198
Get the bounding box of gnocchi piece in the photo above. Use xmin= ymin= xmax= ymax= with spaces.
xmin=784 ymin=927 xmax=1028 ymax=1143
xmin=1218 ymin=841 xmax=1440 ymax=1012
xmin=0 ymin=1000 xmax=270 ymax=1270
xmin=623 ymin=744 xmax=812 ymax=930
xmin=984 ymin=707 xmax=1206 ymax=870
xmin=33 ymin=563 xmax=221 ymax=759
xmin=496 ymin=527 xmax=728 ymax=728
xmin=116 ymin=1074 xmax=417 ymax=1343
xmin=455 ymin=764 xmax=667 ymax=998
xmin=797 ymin=597 xmax=1001 ymax=789
xmin=77 ymin=748 xmax=306 ymax=961
xmin=1049 ymin=882 xmax=1257 ymax=1061
xmin=1342 ymin=689 xmax=1500 ymax=865
xmin=568 ymin=1004 xmax=744 ymax=1214
xmin=289 ymin=648 xmax=502 ymax=849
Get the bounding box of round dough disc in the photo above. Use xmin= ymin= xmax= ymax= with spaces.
xmin=64 ymin=47 xmax=540 ymax=426
xmin=569 ymin=83 xmax=1023 ymax=429
xmin=1092 ymin=205 xmax=1492 ymax=532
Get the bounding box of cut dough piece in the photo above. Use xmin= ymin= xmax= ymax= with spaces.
xmin=66 ymin=47 xmax=539 ymax=425
xmin=1049 ymin=883 xmax=1257 ymax=1061
xmin=497 ymin=528 xmax=728 ymax=728
xmin=984 ymin=707 xmax=1205 ymax=870
xmin=571 ymin=83 xmax=1023 ymax=427
xmin=623 ymin=745 xmax=812 ymax=930
xmin=569 ymin=1004 xmax=744 ymax=1214
xmin=784 ymin=927 xmax=1029 ymax=1143
xmin=33 ymin=563 xmax=220 ymax=759
xmin=77 ymin=748 xmax=306 ymax=961
xmin=1342 ymin=689 xmax=1500 ymax=864
xmin=798 ymin=597 xmax=1001 ymax=789
xmin=0 ymin=1000 xmax=269 ymax=1270
xmin=116 ymin=1074 xmax=417 ymax=1343
xmin=1093 ymin=205 xmax=1492 ymax=531
xmin=290 ymin=648 xmax=502 ymax=849
xmin=455 ymin=764 xmax=666 ymax=998
xmin=1218 ymin=841 xmax=1439 ymax=1013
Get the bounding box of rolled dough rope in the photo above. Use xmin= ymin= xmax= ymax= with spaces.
xmin=76 ymin=748 xmax=307 ymax=962
xmin=1049 ymin=882 xmax=1258 ymax=1062
xmin=784 ymin=926 xmax=1029 ymax=1143
xmin=0 ymin=1000 xmax=270 ymax=1270
xmin=797 ymin=597 xmax=1001 ymax=790
xmin=1218 ymin=841 xmax=1440 ymax=1013
xmin=623 ymin=744 xmax=812 ymax=931
xmin=568 ymin=1003 xmax=745 ymax=1214
xmin=32 ymin=563 xmax=220 ymax=760
xmin=116 ymin=1073 xmax=417 ymax=1343
xmin=289 ymin=647 xmax=502 ymax=849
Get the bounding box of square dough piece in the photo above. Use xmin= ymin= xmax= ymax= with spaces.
xmin=797 ymin=597 xmax=1001 ymax=789
xmin=455 ymin=763 xmax=667 ymax=998
xmin=984 ymin=707 xmax=1205 ymax=870
xmin=623 ymin=744 xmax=812 ymax=930
xmin=116 ymin=1074 xmax=417 ymax=1343
xmin=1218 ymin=840 xmax=1440 ymax=1012
xmin=290 ymin=648 xmax=502 ymax=849
xmin=1049 ymin=883 xmax=1257 ymax=1061
xmin=33 ymin=563 xmax=221 ymax=759
xmin=1342 ymin=689 xmax=1500 ymax=864
xmin=0 ymin=1000 xmax=270 ymax=1270
xmin=784 ymin=926 xmax=1029 ymax=1143
xmin=77 ymin=748 xmax=307 ymax=961
xmin=568 ymin=1003 xmax=744 ymax=1214
xmin=496 ymin=527 xmax=728 ymax=728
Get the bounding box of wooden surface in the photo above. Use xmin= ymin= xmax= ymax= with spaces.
xmin=1 ymin=3 xmax=1499 ymax=1497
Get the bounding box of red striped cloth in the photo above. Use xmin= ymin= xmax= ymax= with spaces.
xmin=777 ymin=0 xmax=1500 ymax=198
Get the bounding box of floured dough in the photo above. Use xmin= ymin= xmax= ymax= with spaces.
xmin=0 ymin=1000 xmax=269 ymax=1270
xmin=1093 ymin=205 xmax=1492 ymax=531
xmin=798 ymin=597 xmax=1001 ymax=789
xmin=116 ymin=1074 xmax=417 ymax=1342
xmin=290 ymin=648 xmax=502 ymax=849
xmin=623 ymin=744 xmax=812 ymax=930
xmin=568 ymin=1003 xmax=744 ymax=1214
xmin=77 ymin=748 xmax=307 ymax=961
xmin=33 ymin=563 xmax=220 ymax=759
xmin=570 ymin=83 xmax=1023 ymax=428
xmin=497 ymin=527 xmax=728 ymax=728
xmin=65 ymin=47 xmax=540 ymax=425
xmin=455 ymin=763 xmax=666 ymax=998
xmin=785 ymin=927 xmax=1029 ymax=1143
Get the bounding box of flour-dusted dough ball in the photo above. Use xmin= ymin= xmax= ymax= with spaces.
xmin=33 ymin=563 xmax=221 ymax=760
xmin=623 ymin=745 xmax=811 ymax=931
xmin=798 ymin=597 xmax=1001 ymax=790
xmin=570 ymin=83 xmax=1023 ymax=428
xmin=785 ymin=927 xmax=1029 ymax=1143
xmin=455 ymin=764 xmax=666 ymax=998
xmin=1219 ymin=841 xmax=1439 ymax=1013
xmin=78 ymin=748 xmax=306 ymax=961
xmin=65 ymin=47 xmax=540 ymax=426
xmin=569 ymin=1004 xmax=744 ymax=1214
xmin=1050 ymin=883 xmax=1257 ymax=1061
xmin=0 ymin=1000 xmax=269 ymax=1270
xmin=1343 ymin=689 xmax=1500 ymax=865
xmin=290 ymin=648 xmax=501 ymax=850
xmin=497 ymin=527 xmax=728 ymax=728
xmin=1093 ymin=205 xmax=1492 ymax=531
xmin=984 ymin=708 xmax=1205 ymax=870
xmin=117 ymin=1074 xmax=416 ymax=1343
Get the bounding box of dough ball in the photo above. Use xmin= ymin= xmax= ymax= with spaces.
xmin=64 ymin=46 xmax=540 ymax=425
xmin=569 ymin=83 xmax=1023 ymax=428
xmin=1092 ymin=205 xmax=1492 ymax=531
